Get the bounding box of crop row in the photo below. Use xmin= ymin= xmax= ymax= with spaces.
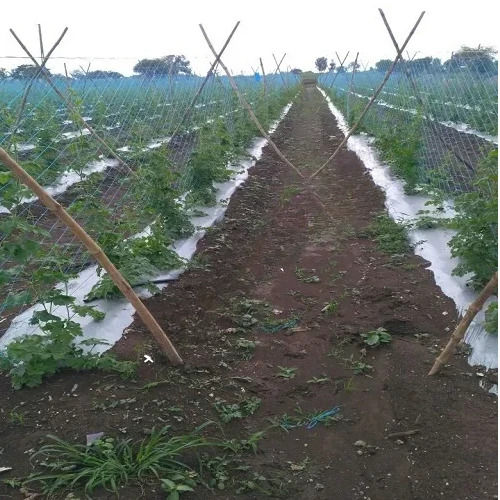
xmin=323 ymin=69 xmax=498 ymax=136
xmin=320 ymin=83 xmax=497 ymax=298
xmin=0 ymin=74 xmax=299 ymax=388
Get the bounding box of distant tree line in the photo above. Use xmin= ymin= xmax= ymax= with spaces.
xmin=71 ymin=69 xmax=124 ymax=79
xmin=313 ymin=46 xmax=497 ymax=75
xmin=370 ymin=46 xmax=497 ymax=74
xmin=0 ymin=54 xmax=193 ymax=80
xmin=0 ymin=65 xmax=125 ymax=80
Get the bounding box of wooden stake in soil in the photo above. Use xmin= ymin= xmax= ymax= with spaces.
xmin=260 ymin=57 xmax=267 ymax=95
xmin=310 ymin=10 xmax=425 ymax=180
xmin=0 ymin=147 xmax=184 ymax=366
xmin=10 ymin=28 xmax=134 ymax=175
xmin=428 ymin=272 xmax=498 ymax=376
xmin=199 ymin=24 xmax=304 ymax=180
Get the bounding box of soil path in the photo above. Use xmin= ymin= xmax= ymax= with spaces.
xmin=0 ymin=84 xmax=496 ymax=500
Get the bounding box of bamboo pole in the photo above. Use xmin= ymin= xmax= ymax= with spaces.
xmin=63 ymin=62 xmax=71 ymax=89
xmin=310 ymin=10 xmax=425 ymax=180
xmin=346 ymin=52 xmax=359 ymax=122
xmin=428 ymin=272 xmax=497 ymax=376
xmin=259 ymin=57 xmax=267 ymax=96
xmin=0 ymin=147 xmax=184 ymax=366
xmin=38 ymin=24 xmax=45 ymax=62
xmin=79 ymin=63 xmax=95 ymax=94
xmin=9 ymin=28 xmax=134 ymax=175
xmin=199 ymin=24 xmax=303 ymax=181
xmin=167 ymin=21 xmax=240 ymax=143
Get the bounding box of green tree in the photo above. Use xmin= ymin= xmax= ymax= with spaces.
xmin=347 ymin=61 xmax=360 ymax=72
xmin=133 ymin=55 xmax=192 ymax=76
xmin=71 ymin=70 xmax=124 ymax=79
xmin=444 ymin=46 xmax=497 ymax=74
xmin=375 ymin=59 xmax=393 ymax=72
xmin=315 ymin=57 xmax=328 ymax=72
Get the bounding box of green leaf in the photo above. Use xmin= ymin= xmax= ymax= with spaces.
xmin=485 ymin=301 xmax=498 ymax=335
xmin=6 ymin=240 xmax=40 ymax=262
xmin=162 ymin=478 xmax=176 ymax=489
xmin=30 ymin=310 xmax=61 ymax=325
xmin=176 ymin=485 xmax=195 ymax=492
xmin=51 ymin=294 xmax=76 ymax=306
xmin=72 ymin=304 xmax=106 ymax=321
xmin=0 ymin=171 xmax=11 ymax=184
xmin=0 ymin=266 xmax=23 ymax=286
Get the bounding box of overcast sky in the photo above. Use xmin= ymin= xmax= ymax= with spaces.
xmin=1 ymin=0 xmax=498 ymax=76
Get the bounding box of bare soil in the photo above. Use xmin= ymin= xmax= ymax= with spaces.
xmin=0 ymin=84 xmax=496 ymax=500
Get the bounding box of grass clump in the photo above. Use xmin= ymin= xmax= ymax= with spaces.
xmin=213 ymin=397 xmax=261 ymax=423
xmin=367 ymin=213 xmax=411 ymax=255
xmin=20 ymin=425 xmax=217 ymax=497
xmin=276 ymin=366 xmax=298 ymax=379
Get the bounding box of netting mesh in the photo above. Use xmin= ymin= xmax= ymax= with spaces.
xmin=0 ymin=56 xmax=299 ymax=342
xmin=318 ymin=57 xmax=497 ymax=194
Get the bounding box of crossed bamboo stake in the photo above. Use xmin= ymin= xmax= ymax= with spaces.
xmin=10 ymin=28 xmax=135 ymax=175
xmin=8 ymin=27 xmax=68 ymax=150
xmin=272 ymin=53 xmax=287 ymax=87
xmin=310 ymin=9 xmax=426 ymax=179
xmin=328 ymin=51 xmax=350 ymax=89
xmin=167 ymin=21 xmax=241 ymax=143
xmin=378 ymin=9 xmax=475 ymax=173
xmin=198 ymin=9 xmax=426 ymax=211
xmin=199 ymin=9 xmax=425 ymax=185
